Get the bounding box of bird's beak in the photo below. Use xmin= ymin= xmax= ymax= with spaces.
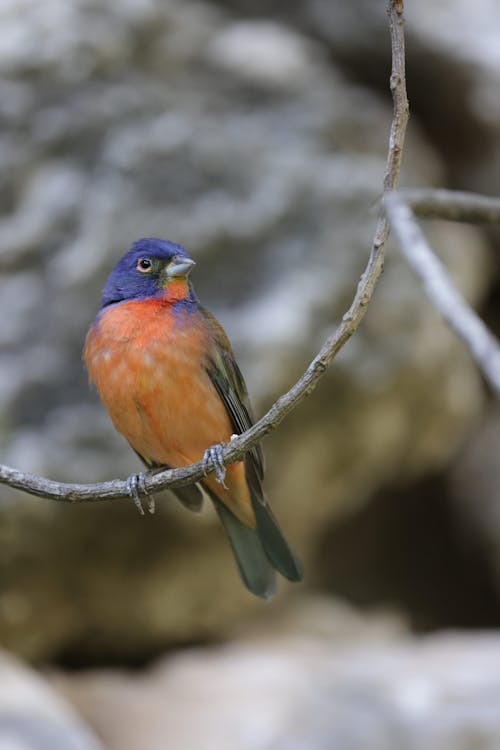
xmin=165 ymin=255 xmax=196 ymax=279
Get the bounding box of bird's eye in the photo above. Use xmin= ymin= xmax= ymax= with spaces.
xmin=137 ymin=258 xmax=153 ymax=273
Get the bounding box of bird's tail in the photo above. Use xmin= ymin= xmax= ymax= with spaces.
xmin=209 ymin=491 xmax=303 ymax=599
xmin=251 ymin=494 xmax=303 ymax=583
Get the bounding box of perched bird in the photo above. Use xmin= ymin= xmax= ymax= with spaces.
xmin=84 ymin=238 xmax=303 ymax=598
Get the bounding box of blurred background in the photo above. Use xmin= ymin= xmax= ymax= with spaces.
xmin=1 ymin=0 xmax=500 ymax=748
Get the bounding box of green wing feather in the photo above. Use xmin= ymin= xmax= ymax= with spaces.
xmin=201 ymin=308 xmax=264 ymax=502
xmin=201 ymin=307 xmax=303 ymax=588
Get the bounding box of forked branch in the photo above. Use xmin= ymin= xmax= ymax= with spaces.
xmin=385 ymin=192 xmax=500 ymax=396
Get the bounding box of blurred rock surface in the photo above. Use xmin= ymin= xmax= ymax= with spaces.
xmin=450 ymin=408 xmax=500 ymax=597
xmin=297 ymin=0 xmax=500 ymax=191
xmin=0 ymin=0 xmax=496 ymax=660
xmin=0 ymin=649 xmax=102 ymax=750
xmin=50 ymin=598 xmax=500 ymax=750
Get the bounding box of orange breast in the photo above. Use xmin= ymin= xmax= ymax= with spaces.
xmin=84 ymin=298 xmax=253 ymax=525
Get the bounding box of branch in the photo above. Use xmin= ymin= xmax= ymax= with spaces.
xmin=385 ymin=191 xmax=500 ymax=397
xmin=0 ymin=0 xmax=409 ymax=504
xmin=403 ymin=188 xmax=500 ymax=224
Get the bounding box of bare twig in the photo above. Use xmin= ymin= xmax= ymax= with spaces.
xmin=0 ymin=0 xmax=409 ymax=504
xmin=403 ymin=188 xmax=500 ymax=224
xmin=385 ymin=191 xmax=500 ymax=396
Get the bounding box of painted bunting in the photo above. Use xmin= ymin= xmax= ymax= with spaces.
xmin=84 ymin=238 xmax=302 ymax=598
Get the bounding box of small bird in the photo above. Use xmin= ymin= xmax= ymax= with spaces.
xmin=84 ymin=238 xmax=303 ymax=598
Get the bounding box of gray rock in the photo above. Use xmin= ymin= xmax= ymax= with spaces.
xmin=51 ymin=599 xmax=500 ymax=750
xmin=0 ymin=651 xmax=101 ymax=750
xmin=0 ymin=0 xmax=493 ymax=659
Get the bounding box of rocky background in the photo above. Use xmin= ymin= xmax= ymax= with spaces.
xmin=1 ymin=0 xmax=500 ymax=748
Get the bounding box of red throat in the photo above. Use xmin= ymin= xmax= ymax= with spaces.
xmin=161 ymin=278 xmax=190 ymax=304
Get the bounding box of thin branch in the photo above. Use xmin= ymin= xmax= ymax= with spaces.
xmin=403 ymin=188 xmax=500 ymax=224
xmin=385 ymin=191 xmax=500 ymax=396
xmin=0 ymin=0 xmax=409 ymax=504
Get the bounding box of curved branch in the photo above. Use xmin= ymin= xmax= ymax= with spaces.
xmin=403 ymin=188 xmax=500 ymax=223
xmin=0 ymin=0 xmax=409 ymax=504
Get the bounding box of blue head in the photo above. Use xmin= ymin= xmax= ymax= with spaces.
xmin=101 ymin=238 xmax=197 ymax=308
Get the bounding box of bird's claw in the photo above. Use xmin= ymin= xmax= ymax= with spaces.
xmin=202 ymin=443 xmax=228 ymax=488
xmin=126 ymin=472 xmax=156 ymax=515
xmin=127 ymin=473 xmax=144 ymax=515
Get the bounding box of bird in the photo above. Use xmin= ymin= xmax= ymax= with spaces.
xmin=84 ymin=237 xmax=303 ymax=598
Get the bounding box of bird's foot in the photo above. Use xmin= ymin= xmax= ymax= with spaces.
xmin=126 ymin=472 xmax=156 ymax=515
xmin=202 ymin=443 xmax=228 ymax=488
xmin=127 ymin=473 xmax=145 ymax=515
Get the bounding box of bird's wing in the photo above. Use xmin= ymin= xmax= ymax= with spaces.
xmin=200 ymin=307 xmax=264 ymax=498
xmin=201 ymin=307 xmax=303 ymax=587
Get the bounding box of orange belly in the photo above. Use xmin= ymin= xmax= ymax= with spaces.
xmin=84 ymin=298 xmax=253 ymax=524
